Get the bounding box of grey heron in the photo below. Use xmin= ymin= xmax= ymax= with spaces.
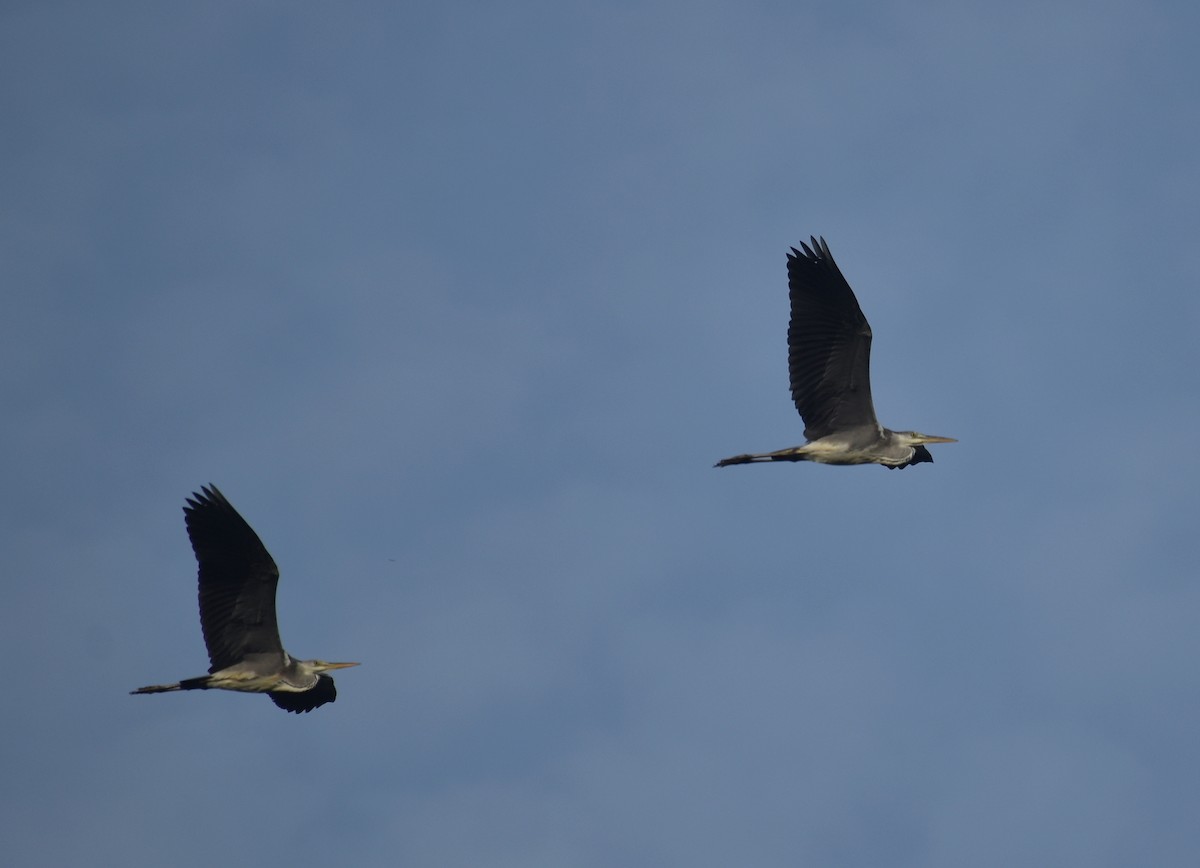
xmin=716 ymin=237 xmax=955 ymax=470
xmin=131 ymin=485 xmax=358 ymax=713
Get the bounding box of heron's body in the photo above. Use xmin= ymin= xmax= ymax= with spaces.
xmin=140 ymin=654 xmax=333 ymax=694
xmin=717 ymin=427 xmax=936 ymax=469
xmin=131 ymin=485 xmax=357 ymax=714
xmin=716 ymin=237 xmax=955 ymax=470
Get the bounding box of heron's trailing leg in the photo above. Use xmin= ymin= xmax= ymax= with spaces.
xmin=131 ymin=682 xmax=181 ymax=694
xmin=130 ymin=676 xmax=212 ymax=694
xmin=714 ymin=448 xmax=809 ymax=467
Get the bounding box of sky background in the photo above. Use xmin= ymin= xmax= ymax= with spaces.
xmin=3 ymin=1 xmax=1199 ymax=865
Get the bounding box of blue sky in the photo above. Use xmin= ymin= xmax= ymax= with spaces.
xmin=3 ymin=1 xmax=1199 ymax=865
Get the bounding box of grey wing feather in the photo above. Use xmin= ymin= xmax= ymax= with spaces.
xmin=184 ymin=485 xmax=285 ymax=672
xmin=787 ymin=237 xmax=879 ymax=440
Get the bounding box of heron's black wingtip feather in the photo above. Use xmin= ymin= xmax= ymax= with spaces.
xmin=789 ymin=236 xmax=837 ymax=268
xmin=184 ymin=484 xmax=227 ymax=514
xmin=269 ymin=674 xmax=338 ymax=714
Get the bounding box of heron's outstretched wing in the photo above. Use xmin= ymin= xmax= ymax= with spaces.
xmin=270 ymin=675 xmax=337 ymax=714
xmin=787 ymin=237 xmax=879 ymax=440
xmin=184 ymin=485 xmax=284 ymax=672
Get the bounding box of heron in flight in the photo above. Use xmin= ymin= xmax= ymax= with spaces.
xmin=716 ymin=237 xmax=955 ymax=470
xmin=132 ymin=485 xmax=358 ymax=713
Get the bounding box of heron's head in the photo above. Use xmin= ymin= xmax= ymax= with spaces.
xmin=310 ymin=660 xmax=360 ymax=673
xmin=895 ymin=431 xmax=957 ymax=447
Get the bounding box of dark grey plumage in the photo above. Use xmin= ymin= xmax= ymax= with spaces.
xmin=187 ymin=485 xmax=285 ymax=673
xmin=786 ymin=237 xmax=876 ymax=441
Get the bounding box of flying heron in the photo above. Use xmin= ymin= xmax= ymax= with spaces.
xmin=131 ymin=485 xmax=358 ymax=713
xmin=716 ymin=237 xmax=955 ymax=470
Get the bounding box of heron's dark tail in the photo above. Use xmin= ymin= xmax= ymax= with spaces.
xmin=130 ymin=676 xmax=211 ymax=695
xmin=714 ymin=449 xmax=808 ymax=468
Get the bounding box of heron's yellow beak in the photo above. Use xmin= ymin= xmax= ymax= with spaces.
xmin=322 ymin=661 xmax=360 ymax=670
xmin=917 ymin=435 xmax=957 ymax=444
